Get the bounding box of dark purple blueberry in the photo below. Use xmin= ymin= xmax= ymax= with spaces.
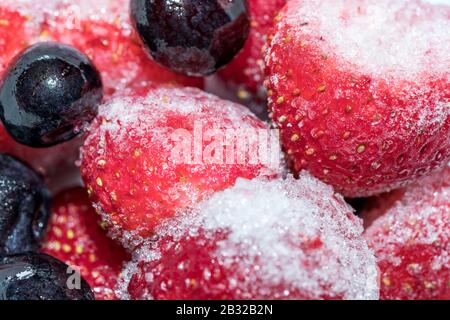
xmin=130 ymin=0 xmax=250 ymax=76
xmin=0 ymin=253 xmax=94 ymax=300
xmin=0 ymin=42 xmax=103 ymax=148
xmin=0 ymin=154 xmax=51 ymax=256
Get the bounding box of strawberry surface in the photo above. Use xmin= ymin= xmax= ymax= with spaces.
xmin=0 ymin=123 xmax=82 ymax=191
xmin=0 ymin=1 xmax=202 ymax=180
xmin=363 ymin=165 xmax=450 ymax=300
xmin=219 ymin=0 xmax=286 ymax=96
xmin=81 ymin=86 xmax=280 ymax=247
xmin=42 ymin=187 xmax=130 ymax=300
xmin=265 ymin=0 xmax=450 ymax=197
xmin=119 ymin=175 xmax=379 ymax=300
xmin=2 ymin=0 xmax=203 ymax=95
xmin=0 ymin=7 xmax=29 ymax=77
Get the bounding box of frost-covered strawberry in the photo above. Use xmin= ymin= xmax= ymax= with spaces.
xmin=81 ymin=86 xmax=280 ymax=247
xmin=118 ymin=174 xmax=379 ymax=300
xmin=266 ymin=0 xmax=450 ymax=197
xmin=0 ymin=7 xmax=29 ymax=77
xmin=0 ymin=1 xmax=201 ymax=181
xmin=219 ymin=0 xmax=286 ymax=96
xmin=363 ymin=165 xmax=450 ymax=300
xmin=2 ymin=0 xmax=202 ymax=95
xmin=42 ymin=188 xmax=129 ymax=300
xmin=0 ymin=126 xmax=82 ymax=190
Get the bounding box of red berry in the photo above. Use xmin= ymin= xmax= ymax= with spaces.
xmin=363 ymin=165 xmax=450 ymax=300
xmin=81 ymin=86 xmax=280 ymax=247
xmin=0 ymin=1 xmax=202 ymax=180
xmin=0 ymin=124 xmax=82 ymax=188
xmin=218 ymin=0 xmax=286 ymax=95
xmin=42 ymin=187 xmax=130 ymax=300
xmin=0 ymin=7 xmax=29 ymax=77
xmin=3 ymin=0 xmax=203 ymax=95
xmin=266 ymin=0 xmax=450 ymax=197
xmin=119 ymin=175 xmax=379 ymax=300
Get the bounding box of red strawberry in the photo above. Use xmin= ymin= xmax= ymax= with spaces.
xmin=42 ymin=187 xmax=130 ymax=300
xmin=265 ymin=0 xmax=450 ymax=197
xmin=218 ymin=0 xmax=286 ymax=101
xmin=363 ymin=165 xmax=450 ymax=300
xmin=0 ymin=7 xmax=29 ymax=77
xmin=360 ymin=189 xmax=405 ymax=229
xmin=0 ymin=1 xmax=202 ymax=181
xmin=3 ymin=0 xmax=202 ymax=95
xmin=0 ymin=121 xmax=82 ymax=191
xmin=81 ymin=86 xmax=280 ymax=247
xmin=119 ymin=175 xmax=379 ymax=300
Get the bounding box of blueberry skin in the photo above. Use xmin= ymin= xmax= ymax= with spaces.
xmin=0 ymin=253 xmax=95 ymax=300
xmin=0 ymin=154 xmax=51 ymax=256
xmin=130 ymin=0 xmax=250 ymax=76
xmin=0 ymin=42 xmax=103 ymax=148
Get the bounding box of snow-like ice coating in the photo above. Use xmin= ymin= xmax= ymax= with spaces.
xmin=118 ymin=174 xmax=379 ymax=300
xmin=279 ymin=0 xmax=450 ymax=79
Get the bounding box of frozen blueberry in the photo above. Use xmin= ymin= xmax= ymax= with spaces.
xmin=0 ymin=42 xmax=103 ymax=148
xmin=0 ymin=154 xmax=51 ymax=255
xmin=0 ymin=253 xmax=94 ymax=300
xmin=130 ymin=0 xmax=250 ymax=76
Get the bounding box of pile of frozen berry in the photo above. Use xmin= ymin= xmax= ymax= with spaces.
xmin=0 ymin=0 xmax=448 ymax=300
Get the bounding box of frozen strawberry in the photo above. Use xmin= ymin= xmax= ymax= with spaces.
xmin=42 ymin=187 xmax=129 ymax=300
xmin=363 ymin=165 xmax=450 ymax=300
xmin=0 ymin=1 xmax=201 ymax=182
xmin=218 ymin=0 xmax=286 ymax=97
xmin=0 ymin=7 xmax=29 ymax=77
xmin=81 ymin=86 xmax=281 ymax=247
xmin=266 ymin=0 xmax=450 ymax=197
xmin=205 ymin=76 xmax=271 ymax=121
xmin=118 ymin=174 xmax=379 ymax=300
xmin=360 ymin=190 xmax=406 ymax=229
xmin=3 ymin=0 xmax=203 ymax=95
xmin=214 ymin=0 xmax=285 ymax=121
xmin=0 ymin=125 xmax=82 ymax=191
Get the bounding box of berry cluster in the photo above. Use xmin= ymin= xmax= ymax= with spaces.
xmin=0 ymin=0 xmax=448 ymax=300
